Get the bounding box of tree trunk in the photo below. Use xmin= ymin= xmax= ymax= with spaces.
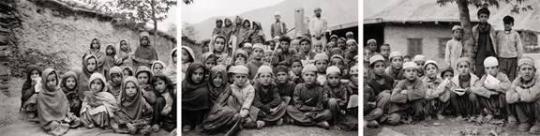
xmin=456 ymin=0 xmax=475 ymax=62
xmin=150 ymin=0 xmax=158 ymax=46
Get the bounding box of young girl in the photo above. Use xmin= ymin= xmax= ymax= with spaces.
xmin=108 ymin=66 xmax=124 ymax=99
xmin=111 ymin=76 xmax=153 ymax=134
xmin=82 ymin=38 xmax=106 ymax=74
xmin=152 ymin=75 xmax=177 ymax=132
xmin=136 ymin=66 xmax=156 ymax=105
xmin=104 ymin=44 xmax=117 ymax=79
xmin=202 ymin=53 xmax=218 ymax=71
xmin=151 ymin=60 xmax=167 ymax=76
xmin=325 ymin=66 xmax=349 ymax=125
xmin=167 ymin=48 xmax=178 ymax=86
xmin=289 ymin=58 xmax=303 ymax=84
xmin=253 ymin=66 xmax=287 ymax=127
xmin=20 ymin=65 xmax=41 ymax=120
xmin=233 ymin=49 xmax=248 ymax=66
xmin=122 ymin=66 xmax=134 ymax=77
xmin=181 ymin=46 xmax=196 ymax=81
xmin=117 ymin=40 xmax=133 ymax=67
xmin=36 ymin=68 xmax=71 ymax=135
xmin=286 ymin=64 xmax=331 ymax=129
xmin=181 ymin=63 xmax=209 ymax=132
xmin=61 ymin=71 xmax=83 ymax=117
xmin=80 ymin=73 xmax=118 ymax=128
xmin=202 ymin=65 xmax=259 ymax=135
xmin=274 ymin=65 xmax=296 ymax=105
xmin=209 ymin=65 xmax=227 ymax=104
xmin=80 ymin=55 xmax=102 ymax=94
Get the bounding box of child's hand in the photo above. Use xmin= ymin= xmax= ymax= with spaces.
xmin=239 ymin=109 xmax=248 ymax=118
xmin=152 ymin=124 xmax=160 ymax=132
xmin=401 ymin=90 xmax=408 ymax=94
xmin=161 ymin=105 xmax=172 ymax=115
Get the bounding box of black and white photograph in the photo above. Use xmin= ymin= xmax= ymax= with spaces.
xmin=181 ymin=0 xmax=359 ymax=135
xmin=0 ymin=0 xmax=177 ymax=135
xmin=364 ymin=0 xmax=540 ymax=135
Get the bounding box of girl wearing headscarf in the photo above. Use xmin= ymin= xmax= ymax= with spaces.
xmin=222 ymin=18 xmax=235 ymax=41
xmin=202 ymin=65 xmax=259 ymax=135
xmin=36 ymin=68 xmax=71 ymax=135
xmin=122 ymin=66 xmax=135 ymax=77
xmin=111 ymin=76 xmax=153 ymax=135
xmin=253 ymin=66 xmax=287 ymax=127
xmin=151 ymin=75 xmax=177 ymax=132
xmin=181 ymin=46 xmax=196 ymax=81
xmin=209 ymin=65 xmax=228 ymax=104
xmin=286 ymin=64 xmax=332 ymax=129
xmin=250 ymin=22 xmax=265 ymax=44
xmin=82 ymin=38 xmax=106 ymax=73
xmin=79 ymin=55 xmax=103 ymax=97
xmin=108 ymin=66 xmax=124 ymax=99
xmin=117 ymin=40 xmax=133 ymax=67
xmin=207 ymin=35 xmax=231 ymax=66
xmin=237 ymin=19 xmax=253 ymax=45
xmin=61 ymin=71 xmax=83 ymax=117
xmin=166 ymin=48 xmax=178 ymax=85
xmin=151 ymin=60 xmax=167 ymax=76
xmin=133 ymin=32 xmax=159 ymax=68
xmin=136 ymin=66 xmax=155 ymax=105
xmin=20 ymin=65 xmax=41 ymax=120
xmin=80 ymin=73 xmax=118 ymax=128
xmin=182 ymin=63 xmax=210 ymax=132
xmin=104 ymin=44 xmax=118 ymax=79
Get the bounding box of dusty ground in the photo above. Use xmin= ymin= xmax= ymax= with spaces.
xmin=0 ymin=78 xmax=172 ymax=136
xmin=364 ymin=118 xmax=540 ymax=136
xmin=182 ymin=125 xmax=358 ymax=136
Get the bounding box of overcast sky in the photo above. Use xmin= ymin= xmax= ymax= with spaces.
xmin=181 ymin=0 xmax=285 ymax=24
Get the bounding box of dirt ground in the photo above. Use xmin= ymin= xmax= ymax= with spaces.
xmin=0 ymin=78 xmax=172 ymax=136
xmin=364 ymin=118 xmax=540 ymax=136
xmin=182 ymin=125 xmax=358 ymax=136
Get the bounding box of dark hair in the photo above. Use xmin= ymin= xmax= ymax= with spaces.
xmin=216 ymin=19 xmax=223 ymax=23
xmin=151 ymin=74 xmax=175 ymax=93
xmin=291 ymin=58 xmax=303 ymax=67
xmin=123 ymin=67 xmax=134 ymax=76
xmin=182 ymin=48 xmax=194 ymax=63
xmin=381 ymin=43 xmax=390 ymax=47
xmin=105 ymin=45 xmax=116 ymax=56
xmin=90 ymin=38 xmax=100 ymax=50
xmin=274 ymin=65 xmax=289 ymax=74
xmin=279 ymin=36 xmax=291 ymax=43
xmin=214 ymin=35 xmax=226 ymax=42
xmin=299 ymin=38 xmax=311 ymax=44
xmin=477 ymin=8 xmax=490 ymax=17
xmin=503 ymin=15 xmax=514 ymax=24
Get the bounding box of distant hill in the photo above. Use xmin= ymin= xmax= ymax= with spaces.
xmin=187 ymin=0 xmax=358 ymax=41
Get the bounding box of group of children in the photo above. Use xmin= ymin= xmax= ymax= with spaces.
xmin=364 ymin=7 xmax=540 ymax=134
xmin=19 ymin=32 xmax=177 ymax=136
xmin=182 ymin=16 xmax=359 ymax=135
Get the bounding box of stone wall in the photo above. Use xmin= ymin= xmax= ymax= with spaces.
xmin=13 ymin=0 xmax=176 ymax=72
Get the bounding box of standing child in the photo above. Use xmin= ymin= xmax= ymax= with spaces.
xmin=325 ymin=66 xmax=349 ymax=126
xmin=181 ymin=63 xmax=209 ymax=132
xmin=133 ymin=32 xmax=159 ymax=68
xmin=445 ymin=25 xmax=464 ymax=69
xmin=108 ymin=66 xmax=124 ymax=99
xmin=136 ymin=66 xmax=156 ymax=105
xmin=314 ymin=53 xmax=329 ymax=85
xmin=506 ymin=57 xmax=540 ymax=133
xmin=111 ymin=76 xmax=153 ymax=135
xmin=253 ymin=65 xmax=287 ymax=127
xmin=80 ymin=73 xmax=118 ymax=129
xmin=387 ymin=62 xmax=426 ymax=125
xmin=151 ymin=75 xmax=177 ymax=132
xmin=20 ymin=66 xmax=41 ymax=120
xmin=286 ymin=64 xmax=331 ymax=129
xmin=422 ymin=60 xmax=451 ymax=120
xmin=202 ymin=53 xmax=218 ymax=72
xmin=471 ymin=56 xmax=511 ymax=123
xmin=61 ymin=71 xmax=83 ymax=117
xmin=104 ymin=45 xmax=117 ymax=79
xmin=496 ymin=15 xmax=523 ymax=81
xmin=117 ymin=40 xmax=133 ymax=67
xmin=36 ymin=68 xmax=71 ymax=135
xmin=82 ymin=38 xmax=106 ymax=74
xmin=212 ymin=19 xmax=224 ymax=37
xmin=167 ymin=48 xmax=178 ymax=86
xmin=379 ymin=44 xmax=391 ymax=64
xmin=472 ymin=8 xmax=497 ymax=77
xmin=449 ymin=57 xmax=481 ymax=121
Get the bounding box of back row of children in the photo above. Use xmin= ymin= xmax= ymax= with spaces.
xmin=182 ymin=20 xmax=359 ymax=134
xmin=19 ymin=32 xmax=177 ymax=135
xmin=363 ymin=8 xmax=540 ymax=134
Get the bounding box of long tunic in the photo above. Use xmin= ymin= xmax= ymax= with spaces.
xmin=286 ymin=83 xmax=331 ymax=125
xmin=253 ymin=84 xmax=287 ymax=122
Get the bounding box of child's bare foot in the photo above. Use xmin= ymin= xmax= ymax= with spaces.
xmin=316 ymin=121 xmax=330 ymax=129
xmin=276 ymin=118 xmax=284 ymax=126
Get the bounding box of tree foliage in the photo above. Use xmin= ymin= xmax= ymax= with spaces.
xmin=436 ymin=0 xmax=532 ymax=13
xmin=114 ymin=0 xmax=177 ymax=24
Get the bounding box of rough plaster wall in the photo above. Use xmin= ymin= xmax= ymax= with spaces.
xmin=14 ymin=0 xmax=176 ymax=70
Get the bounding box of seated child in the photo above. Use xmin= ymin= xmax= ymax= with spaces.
xmin=385 ymin=51 xmax=405 ymax=80
xmin=289 ymin=59 xmax=304 ymax=84
xmin=208 ymin=65 xmax=227 ymax=104
xmin=253 ymin=65 xmax=287 ymax=127
xmin=274 ymin=65 xmax=296 ymax=105
xmin=506 ymin=57 xmax=540 ymax=133
xmin=136 ymin=66 xmax=156 ymax=105
xmin=286 ymin=64 xmax=332 ymax=129
xmin=181 ymin=63 xmax=209 ymax=132
xmin=325 ymin=66 xmax=350 ymax=126
xmin=152 ymin=75 xmax=177 ymax=132
xmin=314 ymin=53 xmax=329 ymax=85
xmin=61 ymin=71 xmax=83 ymax=118
xmin=471 ymin=56 xmax=511 ymax=123
xmin=151 ymin=60 xmax=167 ymax=76
xmin=449 ymin=57 xmax=481 ymax=121
xmin=387 ymin=62 xmax=426 ymax=125
xmin=108 ymin=66 xmax=124 ymax=99
xmin=80 ymin=73 xmax=118 ymax=129
xmin=122 ymin=66 xmax=134 ymax=77
xmin=111 ymin=76 xmax=153 ymax=135
xmin=20 ymin=66 xmax=41 ymax=120
xmin=422 ymin=60 xmax=451 ymax=120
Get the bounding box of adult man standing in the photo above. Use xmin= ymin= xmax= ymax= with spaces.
xmin=271 ymin=11 xmax=288 ymax=38
xmin=309 ymin=7 xmax=328 ymax=50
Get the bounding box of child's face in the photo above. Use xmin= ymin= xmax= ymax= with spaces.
xmin=404 ymin=57 xmax=411 ymax=62
xmin=120 ymin=41 xmax=128 ymax=51
xmin=504 ymin=23 xmax=513 ymax=31
xmin=292 ymin=62 xmax=302 ymax=74
xmin=519 ymin=65 xmax=536 ymax=81
xmin=86 ymin=58 xmax=97 ymax=72
xmin=327 ymin=73 xmax=340 ymax=86
xmin=91 ymin=39 xmax=100 ymax=49
xmin=90 ymin=79 xmax=103 ymax=92
xmin=153 ymin=64 xmax=164 ymax=74
xmin=327 ymin=42 xmax=336 ymax=49
xmin=242 ymin=47 xmax=252 ymax=54
xmin=337 ymin=40 xmax=346 ymax=48
xmin=65 ymin=77 xmax=77 ymax=90
xmin=404 ymin=69 xmax=418 ymax=81
xmin=212 ymin=76 xmax=224 ymax=87
xmin=442 ymin=71 xmax=454 ymax=79
xmin=46 ymin=73 xmax=57 ymax=90
xmin=252 ymin=48 xmax=264 ymax=59
xmin=300 ymin=41 xmax=311 ymax=52
xmin=106 ymin=48 xmax=114 ymax=55
xmin=315 ymin=60 xmax=328 ymax=73
xmin=414 ymin=61 xmax=425 ymax=67
xmin=258 ymin=73 xmax=272 ymax=86
xmin=123 ymin=69 xmax=133 ymax=76
xmin=425 ymin=64 xmax=438 ymax=78
xmin=137 ymin=72 xmax=150 ymax=85
xmin=280 ymin=41 xmax=289 ymax=50
xmin=140 ymin=37 xmax=150 ymax=46
xmin=202 ymin=46 xmax=209 ymax=53
xmin=485 ymin=66 xmax=499 ymax=76
xmin=190 ymin=68 xmax=205 ymax=84
xmin=111 ymin=73 xmax=122 ymax=84
xmin=380 ymin=46 xmax=390 ymax=57
xmin=235 ymin=57 xmax=246 ymax=65
xmin=351 ymin=70 xmax=358 ymax=86
xmin=182 ymin=49 xmax=190 ymax=63
xmin=331 ymin=58 xmax=344 ymax=70
xmin=233 ymin=73 xmax=248 ymax=87
xmin=372 ymin=61 xmax=386 ymax=76
xmin=214 ymin=38 xmax=226 ymax=52
xmin=30 ymin=70 xmax=40 ymax=81
xmin=314 ymin=44 xmax=323 ymax=51
xmin=153 ymin=78 xmax=166 ymax=93
xmin=216 ymin=21 xmax=223 ymax=27
xmin=453 ymin=30 xmax=463 ymax=40
xmin=368 ymin=42 xmax=377 ymax=51
xmin=276 ymin=71 xmax=288 ymax=84
xmin=391 ymin=57 xmax=403 ymax=69
xmin=479 ymin=13 xmax=489 ymax=23
xmin=205 ymin=60 xmax=217 ymax=70
xmin=302 ymin=72 xmax=316 ymax=84
xmin=125 ymin=82 xmax=137 ymax=97
xmin=457 ymin=62 xmax=470 ymax=75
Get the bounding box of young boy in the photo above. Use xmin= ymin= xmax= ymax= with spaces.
xmin=445 ymin=25 xmax=464 ymax=69
xmin=385 ymin=51 xmax=405 ymax=80
xmin=325 ymin=66 xmax=349 ymax=125
xmin=413 ymin=55 xmax=426 ymax=77
xmin=449 ymin=57 xmax=481 ymax=121
xmin=472 ymin=8 xmax=497 ymax=77
xmin=496 ymin=15 xmax=523 ymax=81
xmin=247 ymin=44 xmax=265 ymax=80
xmin=422 ymin=60 xmax=451 ymax=120
xmin=387 ymin=62 xmax=426 ymax=125
xmin=366 ymin=55 xmax=393 ymax=123
xmin=314 ymin=53 xmax=329 ymax=85
xmin=379 ymin=44 xmax=391 ymax=64
xmin=506 ymin=57 xmax=540 ymax=134
xmin=471 ymin=56 xmax=511 ymax=123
